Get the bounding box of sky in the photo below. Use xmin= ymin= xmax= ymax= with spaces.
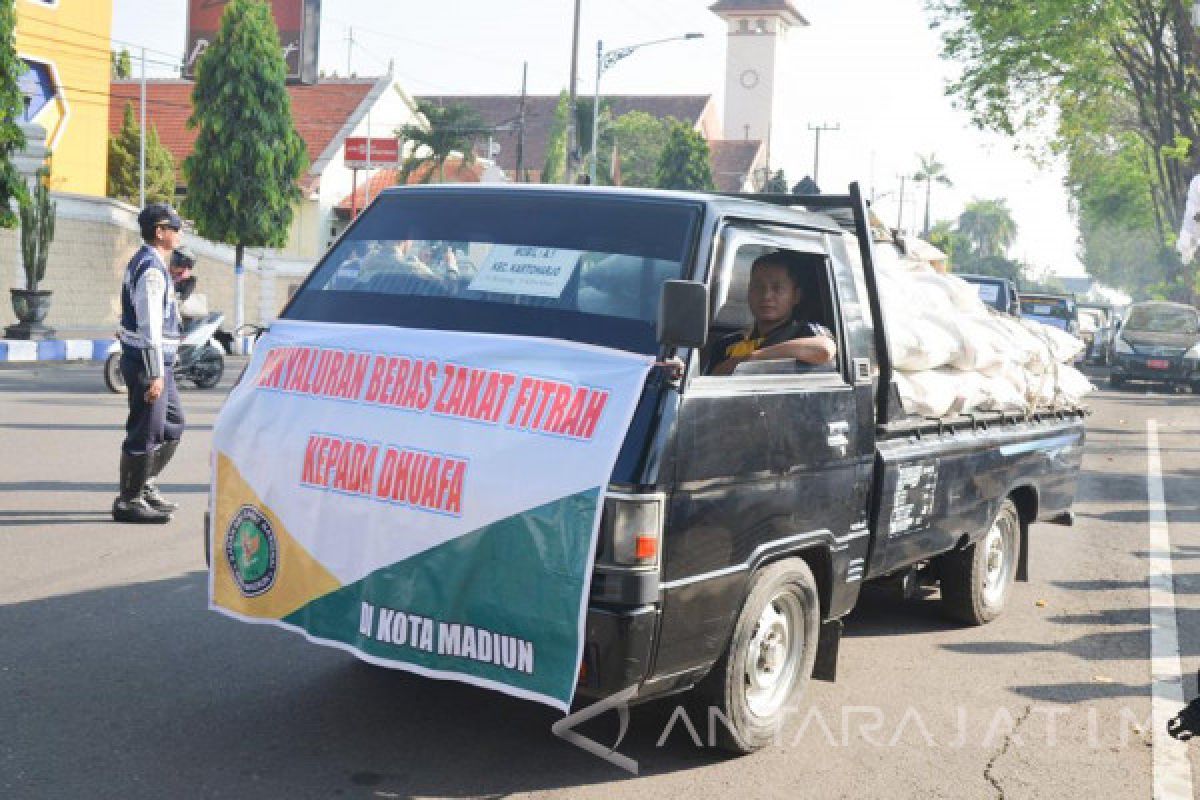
xmin=111 ymin=0 xmax=1086 ymax=277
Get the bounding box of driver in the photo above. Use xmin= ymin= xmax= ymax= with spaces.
xmin=709 ymin=252 xmax=837 ymax=375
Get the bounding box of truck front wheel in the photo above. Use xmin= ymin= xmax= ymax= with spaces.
xmin=940 ymin=498 xmax=1021 ymax=625
xmin=692 ymin=558 xmax=820 ymax=753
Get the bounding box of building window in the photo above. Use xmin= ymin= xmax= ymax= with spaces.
xmin=738 ymin=19 xmax=749 ymax=32
xmin=755 ymin=19 xmax=767 ymax=33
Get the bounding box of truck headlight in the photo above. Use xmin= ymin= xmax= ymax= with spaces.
xmin=1114 ymin=337 xmax=1134 ymax=355
xmin=601 ymin=492 xmax=664 ymax=567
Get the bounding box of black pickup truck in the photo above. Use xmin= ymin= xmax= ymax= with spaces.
xmin=277 ymin=183 xmax=1086 ymax=753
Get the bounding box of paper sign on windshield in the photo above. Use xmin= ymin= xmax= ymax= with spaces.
xmin=468 ymin=245 xmax=582 ymax=298
xmin=975 ymin=283 xmax=1000 ymax=304
xmin=209 ymin=319 xmax=652 ymax=710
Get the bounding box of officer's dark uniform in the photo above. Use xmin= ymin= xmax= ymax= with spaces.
xmin=113 ymin=204 xmax=186 ymax=523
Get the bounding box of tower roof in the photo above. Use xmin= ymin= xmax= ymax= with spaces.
xmin=708 ymin=0 xmax=808 ymax=25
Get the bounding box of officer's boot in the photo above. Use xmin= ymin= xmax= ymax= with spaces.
xmin=142 ymin=440 xmax=180 ymax=513
xmin=113 ymin=452 xmax=172 ymax=523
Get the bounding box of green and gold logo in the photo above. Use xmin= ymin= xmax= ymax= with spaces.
xmin=225 ymin=505 xmax=278 ymax=597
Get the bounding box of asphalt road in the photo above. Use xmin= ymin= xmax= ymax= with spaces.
xmin=1 ymin=361 xmax=1198 ymax=799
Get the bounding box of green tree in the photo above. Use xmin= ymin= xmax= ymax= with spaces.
xmin=107 ymin=102 xmax=175 ymax=205
xmin=654 ymin=121 xmax=714 ymax=191
xmin=0 ymin=0 xmax=27 ymax=229
xmin=576 ymin=98 xmax=608 ymax=164
xmin=541 ymin=91 xmax=570 ymax=184
xmin=928 ymin=218 xmax=968 ymax=262
xmin=912 ymin=152 xmax=951 ymax=236
xmin=927 ymin=0 xmax=1200 ymax=301
xmin=183 ymin=0 xmax=308 ymax=275
xmin=111 ymin=48 xmax=132 ymax=79
xmin=398 ymin=100 xmax=486 ymax=184
xmin=957 ymin=198 xmax=1017 ymax=260
xmin=608 ymin=111 xmax=671 ymax=188
xmin=763 ymin=169 xmax=788 ymax=193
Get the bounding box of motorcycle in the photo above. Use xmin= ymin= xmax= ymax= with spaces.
xmin=104 ymin=311 xmax=227 ymax=393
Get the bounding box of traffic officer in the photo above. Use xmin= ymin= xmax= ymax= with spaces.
xmin=113 ymin=203 xmax=187 ymax=524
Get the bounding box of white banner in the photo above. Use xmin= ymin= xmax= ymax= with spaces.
xmin=208 ymin=319 xmax=652 ymax=709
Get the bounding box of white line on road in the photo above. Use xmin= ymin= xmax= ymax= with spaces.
xmin=1147 ymin=419 xmax=1194 ymax=800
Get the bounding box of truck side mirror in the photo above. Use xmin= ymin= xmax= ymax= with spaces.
xmin=658 ymin=280 xmax=709 ymax=349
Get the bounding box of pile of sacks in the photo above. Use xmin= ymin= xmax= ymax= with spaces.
xmin=871 ymin=243 xmax=1094 ymax=418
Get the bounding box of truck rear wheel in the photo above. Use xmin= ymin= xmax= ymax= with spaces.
xmin=940 ymin=498 xmax=1020 ymax=625
xmin=692 ymin=558 xmax=819 ymax=754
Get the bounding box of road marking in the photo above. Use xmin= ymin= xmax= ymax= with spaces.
xmin=1147 ymin=419 xmax=1194 ymax=800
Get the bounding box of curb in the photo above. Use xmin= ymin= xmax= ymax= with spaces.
xmin=0 ymin=338 xmax=117 ymax=363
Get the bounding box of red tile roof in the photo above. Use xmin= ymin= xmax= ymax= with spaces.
xmin=415 ymin=94 xmax=713 ymax=178
xmin=709 ymin=139 xmax=765 ymax=192
xmin=108 ymin=78 xmax=382 ymax=184
xmin=334 ymin=159 xmax=485 ymax=216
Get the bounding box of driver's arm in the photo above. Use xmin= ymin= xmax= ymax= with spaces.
xmin=751 ymin=334 xmax=836 ymax=365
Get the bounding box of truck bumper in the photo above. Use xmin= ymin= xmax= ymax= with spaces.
xmin=575 ymin=604 xmax=658 ymax=701
xmin=1111 ymin=354 xmax=1199 ymax=383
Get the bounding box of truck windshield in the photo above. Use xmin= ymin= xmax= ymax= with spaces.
xmin=284 ymin=190 xmax=703 ymax=354
xmin=963 ymin=278 xmax=1003 ymax=310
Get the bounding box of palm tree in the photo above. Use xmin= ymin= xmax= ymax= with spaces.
xmin=398 ymin=101 xmax=487 ymax=184
xmin=913 ymin=152 xmax=952 ymax=237
xmin=957 ymin=198 xmax=1018 ymax=259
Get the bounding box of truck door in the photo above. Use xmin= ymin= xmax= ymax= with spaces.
xmin=652 ymin=225 xmax=872 ymax=677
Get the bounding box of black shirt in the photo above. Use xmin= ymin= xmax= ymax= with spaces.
xmin=709 ymin=319 xmax=832 ymax=371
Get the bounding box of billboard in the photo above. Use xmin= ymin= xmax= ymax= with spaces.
xmin=344 ymin=137 xmax=400 ymax=169
xmin=185 ymin=0 xmax=321 ymax=85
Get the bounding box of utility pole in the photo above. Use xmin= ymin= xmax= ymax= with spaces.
xmin=896 ymin=175 xmax=907 ymax=233
xmin=515 ymin=62 xmax=527 ymax=182
xmin=139 ymin=48 xmax=146 ymax=208
xmin=808 ymin=122 xmax=840 ymax=186
xmin=566 ymin=0 xmax=581 ymax=182
xmin=345 ymin=27 xmax=354 ymax=76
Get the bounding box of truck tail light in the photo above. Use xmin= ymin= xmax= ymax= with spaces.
xmin=601 ymin=493 xmax=664 ymax=568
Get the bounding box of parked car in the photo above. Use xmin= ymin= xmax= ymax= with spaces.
xmin=206 ymin=184 xmax=1085 ymax=753
xmin=1109 ymin=301 xmax=1200 ymax=391
xmin=958 ymin=274 xmax=1021 ymax=316
xmin=1019 ymin=292 xmax=1080 ymax=336
xmin=1076 ymin=307 xmax=1105 ymax=362
xmin=1099 ymin=312 xmax=1125 ymax=365
xmin=1077 ymin=303 xmax=1115 ymax=365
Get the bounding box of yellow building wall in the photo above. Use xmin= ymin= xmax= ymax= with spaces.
xmin=15 ymin=0 xmax=113 ymax=196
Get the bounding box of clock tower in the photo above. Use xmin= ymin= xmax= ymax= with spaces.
xmin=710 ymin=1 xmax=808 ymax=145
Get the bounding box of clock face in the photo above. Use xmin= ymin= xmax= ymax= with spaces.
xmin=740 ymin=68 xmax=760 ymax=89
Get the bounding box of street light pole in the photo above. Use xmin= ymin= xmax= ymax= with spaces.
xmin=589 ymin=33 xmax=704 ymax=185
xmin=591 ymin=40 xmax=603 ymax=185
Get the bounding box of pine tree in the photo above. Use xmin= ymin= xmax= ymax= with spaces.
xmin=111 ymin=48 xmax=132 ymax=79
xmin=107 ymin=103 xmax=175 ymax=205
xmin=0 ymin=0 xmax=28 ymax=228
xmin=541 ymin=91 xmax=570 ymax=184
xmin=763 ymin=169 xmax=788 ymax=193
xmin=183 ymin=0 xmax=307 ymax=270
xmin=653 ymin=121 xmax=714 ymax=191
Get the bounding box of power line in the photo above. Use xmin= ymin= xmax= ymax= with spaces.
xmin=18 ymin=30 xmax=184 ymax=71
xmin=324 ymin=15 xmax=517 ymax=68
xmin=18 ymin=14 xmax=185 ymax=62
